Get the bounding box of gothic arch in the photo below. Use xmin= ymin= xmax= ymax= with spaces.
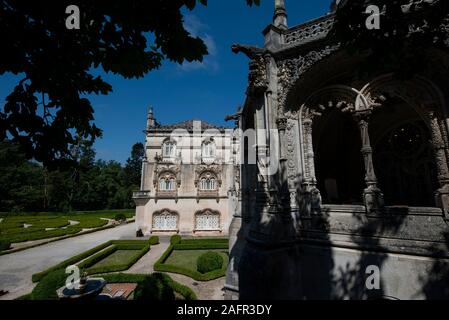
xmin=152 ymin=209 xmax=179 ymax=232
xmin=194 ymin=209 xmax=221 ymax=231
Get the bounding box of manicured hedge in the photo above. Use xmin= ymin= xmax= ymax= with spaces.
xmin=149 ymin=236 xmax=159 ymax=245
xmin=153 ymin=237 xmax=229 ymax=282
xmin=170 ymin=235 xmax=182 ymax=245
xmin=81 ymin=244 xmax=150 ymax=275
xmin=30 ymin=269 xmax=67 ymax=300
xmin=102 ymin=273 xmax=197 ymax=300
xmin=0 ymin=239 xmax=11 ymax=251
xmin=32 ymin=240 xmax=152 ymax=282
xmin=134 ymin=273 xmax=175 ymax=300
xmin=32 ymin=241 xmax=113 ymax=282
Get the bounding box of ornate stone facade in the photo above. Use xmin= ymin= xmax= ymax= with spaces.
xmin=225 ymin=0 xmax=449 ymax=300
xmin=133 ymin=109 xmax=237 ymax=236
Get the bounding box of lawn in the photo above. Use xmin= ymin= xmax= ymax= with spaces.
xmin=0 ymin=209 xmax=135 ymax=246
xmin=165 ymin=250 xmax=228 ymax=272
xmin=91 ymin=250 xmax=141 ymax=269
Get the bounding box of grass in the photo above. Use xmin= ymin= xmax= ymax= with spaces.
xmin=0 ymin=209 xmax=135 ymax=246
xmin=165 ymin=250 xmax=228 ymax=272
xmin=90 ymin=250 xmax=141 ymax=269
xmin=154 ymin=237 xmax=229 ymax=281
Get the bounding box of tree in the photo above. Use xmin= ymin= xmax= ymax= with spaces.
xmin=0 ymin=0 xmax=259 ymax=166
xmin=333 ymin=0 xmax=449 ymax=77
xmin=123 ymin=142 xmax=145 ymax=187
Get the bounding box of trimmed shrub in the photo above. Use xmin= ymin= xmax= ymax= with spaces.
xmin=114 ymin=213 xmax=127 ymax=222
xmin=31 ymin=269 xmax=67 ymax=300
xmin=134 ymin=273 xmax=175 ymax=300
xmin=170 ymin=235 xmax=182 ymax=245
xmin=149 ymin=236 xmax=159 ymax=245
xmin=0 ymin=239 xmax=11 ymax=251
xmin=197 ymin=252 xmax=224 ymax=274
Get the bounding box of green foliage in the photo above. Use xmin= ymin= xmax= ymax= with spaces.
xmin=134 ymin=273 xmax=175 ymax=301
xmin=32 ymin=241 xmax=113 ymax=282
xmin=0 ymin=239 xmax=11 ymax=251
xmin=0 ymin=140 xmax=140 ymax=213
xmin=154 ymin=238 xmax=229 ymax=281
xmin=197 ymin=252 xmax=224 ymax=274
xmin=149 ymin=236 xmax=160 ymax=245
xmin=170 ymin=235 xmax=182 ymax=245
xmin=114 ymin=213 xmax=127 ymax=222
xmin=102 ymin=273 xmax=197 ymax=300
xmin=30 ymin=269 xmax=67 ymax=300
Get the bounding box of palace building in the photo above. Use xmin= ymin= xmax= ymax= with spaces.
xmin=133 ymin=108 xmax=238 ymax=236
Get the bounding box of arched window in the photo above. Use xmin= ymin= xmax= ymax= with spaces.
xmin=195 ymin=210 xmax=220 ymax=231
xmin=159 ymin=177 xmax=176 ymax=191
xmin=202 ymin=140 xmax=215 ymax=161
xmin=200 ymin=177 xmax=216 ymax=190
xmin=152 ymin=210 xmax=178 ymax=231
xmin=162 ymin=141 xmax=176 ymax=159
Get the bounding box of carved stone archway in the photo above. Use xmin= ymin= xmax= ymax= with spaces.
xmin=359 ymin=74 xmax=449 ymax=215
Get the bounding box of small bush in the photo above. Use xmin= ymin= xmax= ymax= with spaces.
xmin=197 ymin=252 xmax=224 ymax=274
xmin=134 ymin=273 xmax=175 ymax=300
xmin=149 ymin=236 xmax=159 ymax=245
xmin=114 ymin=213 xmax=127 ymax=222
xmin=170 ymin=235 xmax=182 ymax=245
xmin=0 ymin=239 xmax=11 ymax=251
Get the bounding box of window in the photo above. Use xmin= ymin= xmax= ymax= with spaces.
xmin=195 ymin=210 xmax=220 ymax=231
xmin=162 ymin=141 xmax=176 ymax=159
xmin=200 ymin=178 xmax=216 ymax=190
xmin=153 ymin=211 xmax=178 ymax=231
xmin=159 ymin=178 xmax=176 ymax=191
xmin=202 ymin=141 xmax=215 ymax=160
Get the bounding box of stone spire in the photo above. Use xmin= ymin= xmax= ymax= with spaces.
xmin=273 ymin=0 xmax=288 ymax=29
xmin=146 ymin=106 xmax=156 ymax=129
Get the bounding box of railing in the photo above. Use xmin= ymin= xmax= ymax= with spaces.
xmin=284 ymin=14 xmax=335 ymax=47
xmin=133 ymin=190 xmax=151 ymax=199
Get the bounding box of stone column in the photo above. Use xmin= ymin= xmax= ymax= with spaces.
xmin=428 ymin=111 xmax=449 ymax=219
xmin=355 ymin=112 xmax=384 ymax=213
xmin=302 ymin=117 xmax=321 ymax=213
xmin=140 ymin=156 xmax=148 ymax=191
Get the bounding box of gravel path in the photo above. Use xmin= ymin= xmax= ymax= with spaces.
xmin=0 ymin=222 xmax=137 ymax=300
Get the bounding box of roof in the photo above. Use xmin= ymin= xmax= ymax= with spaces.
xmin=149 ymin=119 xmax=230 ymax=132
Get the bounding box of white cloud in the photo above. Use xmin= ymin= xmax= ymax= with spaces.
xmin=179 ymin=15 xmax=219 ymax=72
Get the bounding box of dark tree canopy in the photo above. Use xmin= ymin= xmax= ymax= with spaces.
xmin=0 ymin=0 xmax=260 ymax=166
xmin=334 ymin=0 xmax=449 ymax=76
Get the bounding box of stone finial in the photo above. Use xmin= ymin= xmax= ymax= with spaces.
xmin=274 ymin=0 xmax=288 ymax=29
xmin=147 ymin=106 xmax=156 ymax=129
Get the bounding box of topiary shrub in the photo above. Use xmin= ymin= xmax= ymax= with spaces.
xmin=149 ymin=236 xmax=159 ymax=245
xmin=196 ymin=251 xmax=224 ymax=274
xmin=0 ymin=240 xmax=11 ymax=251
xmin=114 ymin=213 xmax=127 ymax=223
xmin=170 ymin=235 xmax=182 ymax=245
xmin=134 ymin=273 xmax=175 ymax=300
xmin=31 ymin=269 xmax=67 ymax=300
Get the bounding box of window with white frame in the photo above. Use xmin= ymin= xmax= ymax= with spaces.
xmin=159 ymin=177 xmax=176 ymax=191
xmin=152 ymin=211 xmax=178 ymax=231
xmin=200 ymin=177 xmax=216 ymax=190
xmin=202 ymin=141 xmax=215 ymax=160
xmin=195 ymin=210 xmax=220 ymax=231
xmin=162 ymin=141 xmax=176 ymax=159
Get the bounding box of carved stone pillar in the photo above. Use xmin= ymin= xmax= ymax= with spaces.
xmin=428 ymin=111 xmax=449 ymax=219
xmin=302 ymin=117 xmax=321 ymax=214
xmin=355 ymin=113 xmax=384 ymax=213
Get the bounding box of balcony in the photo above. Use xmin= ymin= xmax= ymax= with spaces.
xmin=132 ymin=190 xmax=151 ymax=199
xmin=196 ymin=189 xmax=220 ymax=203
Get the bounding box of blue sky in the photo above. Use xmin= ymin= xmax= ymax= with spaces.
xmin=0 ymin=1 xmax=331 ymax=163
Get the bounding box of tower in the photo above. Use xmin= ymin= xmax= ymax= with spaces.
xmin=273 ymin=0 xmax=288 ymax=29
xmin=146 ymin=106 xmax=156 ymax=129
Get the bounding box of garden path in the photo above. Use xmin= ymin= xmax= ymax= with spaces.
xmin=0 ymin=222 xmax=136 ymax=300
